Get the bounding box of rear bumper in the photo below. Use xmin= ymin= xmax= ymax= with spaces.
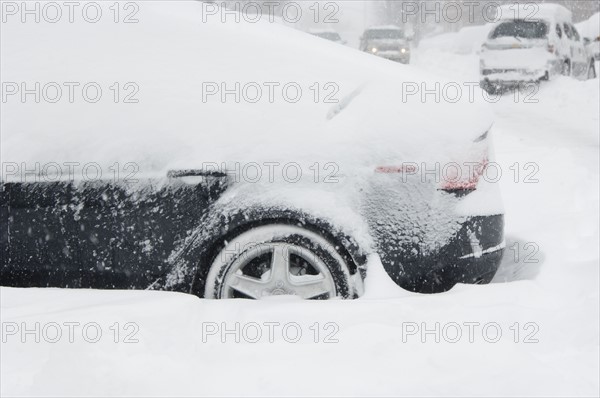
xmin=480 ymin=55 xmax=562 ymax=85
xmin=481 ymin=70 xmax=547 ymax=84
xmin=379 ymin=215 xmax=504 ymax=293
xmin=480 ymin=78 xmax=540 ymax=91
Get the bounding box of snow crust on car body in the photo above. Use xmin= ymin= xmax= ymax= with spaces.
xmin=160 ymin=164 xmax=503 ymax=292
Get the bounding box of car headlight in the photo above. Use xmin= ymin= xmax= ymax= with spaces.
xmin=371 ymin=47 xmax=378 ymax=53
xmin=400 ymin=48 xmax=407 ymax=53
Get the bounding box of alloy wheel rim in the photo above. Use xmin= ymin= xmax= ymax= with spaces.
xmin=220 ymin=243 xmax=336 ymax=299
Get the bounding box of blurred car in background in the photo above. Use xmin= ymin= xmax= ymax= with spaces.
xmin=309 ymin=28 xmax=346 ymax=45
xmin=360 ymin=25 xmax=410 ymax=64
xmin=480 ymin=4 xmax=595 ymax=93
xmin=584 ymin=36 xmax=600 ymax=59
xmin=577 ymin=12 xmax=600 ymax=59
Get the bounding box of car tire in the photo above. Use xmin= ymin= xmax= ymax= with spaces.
xmin=480 ymin=80 xmax=498 ymax=95
xmin=561 ymin=59 xmax=571 ymax=76
xmin=588 ymin=60 xmax=597 ymax=79
xmin=204 ymin=224 xmax=355 ymax=300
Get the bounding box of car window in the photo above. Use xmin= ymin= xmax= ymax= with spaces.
xmin=556 ymin=24 xmax=562 ymax=39
xmin=563 ymin=23 xmax=573 ymax=39
xmin=490 ymin=20 xmax=548 ymax=39
xmin=570 ymin=25 xmax=580 ymax=41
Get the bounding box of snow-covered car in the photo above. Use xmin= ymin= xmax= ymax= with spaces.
xmin=0 ymin=2 xmax=503 ymax=298
xmin=309 ymin=29 xmax=346 ymax=45
xmin=360 ymin=25 xmax=411 ymax=64
xmin=577 ymin=12 xmax=600 ymax=59
xmin=480 ymin=4 xmax=595 ymax=92
xmin=584 ymin=36 xmax=600 ymax=60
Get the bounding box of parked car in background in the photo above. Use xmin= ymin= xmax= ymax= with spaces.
xmin=480 ymin=4 xmax=595 ymax=92
xmin=360 ymin=25 xmax=410 ymax=64
xmin=577 ymin=12 xmax=600 ymax=60
xmin=309 ymin=28 xmax=346 ymax=45
xmin=584 ymin=36 xmax=600 ymax=60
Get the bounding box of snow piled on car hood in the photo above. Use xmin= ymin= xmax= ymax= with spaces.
xmin=1 ymin=1 xmax=492 ymax=178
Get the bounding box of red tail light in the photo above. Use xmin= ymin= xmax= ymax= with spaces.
xmin=439 ymin=158 xmax=488 ymax=191
xmin=375 ymin=130 xmax=492 ymax=193
xmin=375 ymin=165 xmax=417 ymax=174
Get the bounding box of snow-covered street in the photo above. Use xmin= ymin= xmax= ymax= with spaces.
xmin=2 ymin=28 xmax=599 ymax=396
xmin=1 ymin=1 xmax=599 ymax=396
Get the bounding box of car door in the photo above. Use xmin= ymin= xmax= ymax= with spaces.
xmin=554 ymin=23 xmax=568 ymax=61
xmin=1 ymin=181 xmax=84 ymax=287
xmin=562 ymin=23 xmax=575 ymax=60
xmin=0 ymin=185 xmax=9 ymax=281
xmin=111 ymin=175 xmax=228 ymax=288
xmin=569 ymin=24 xmax=589 ymax=76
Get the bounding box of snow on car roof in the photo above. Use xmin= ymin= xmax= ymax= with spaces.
xmin=497 ymin=3 xmax=572 ymax=22
xmin=365 ymin=25 xmax=403 ymax=31
xmin=2 ymin=2 xmax=492 ymax=177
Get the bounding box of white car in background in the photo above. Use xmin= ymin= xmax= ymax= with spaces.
xmin=480 ymin=4 xmax=595 ymax=92
xmin=584 ymin=36 xmax=600 ymax=60
xmin=577 ymin=12 xmax=600 ymax=60
xmin=360 ymin=25 xmax=411 ymax=64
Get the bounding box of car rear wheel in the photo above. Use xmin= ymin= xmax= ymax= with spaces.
xmin=204 ymin=225 xmax=354 ymax=299
xmin=480 ymin=80 xmax=499 ymax=95
xmin=588 ymin=60 xmax=597 ymax=79
xmin=561 ymin=59 xmax=571 ymax=76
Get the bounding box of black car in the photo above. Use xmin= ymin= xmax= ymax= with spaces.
xmin=0 ymin=2 xmax=503 ymax=300
xmin=0 ymin=164 xmax=504 ymax=299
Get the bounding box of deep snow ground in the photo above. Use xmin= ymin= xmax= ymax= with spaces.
xmin=2 ymin=28 xmax=599 ymax=398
